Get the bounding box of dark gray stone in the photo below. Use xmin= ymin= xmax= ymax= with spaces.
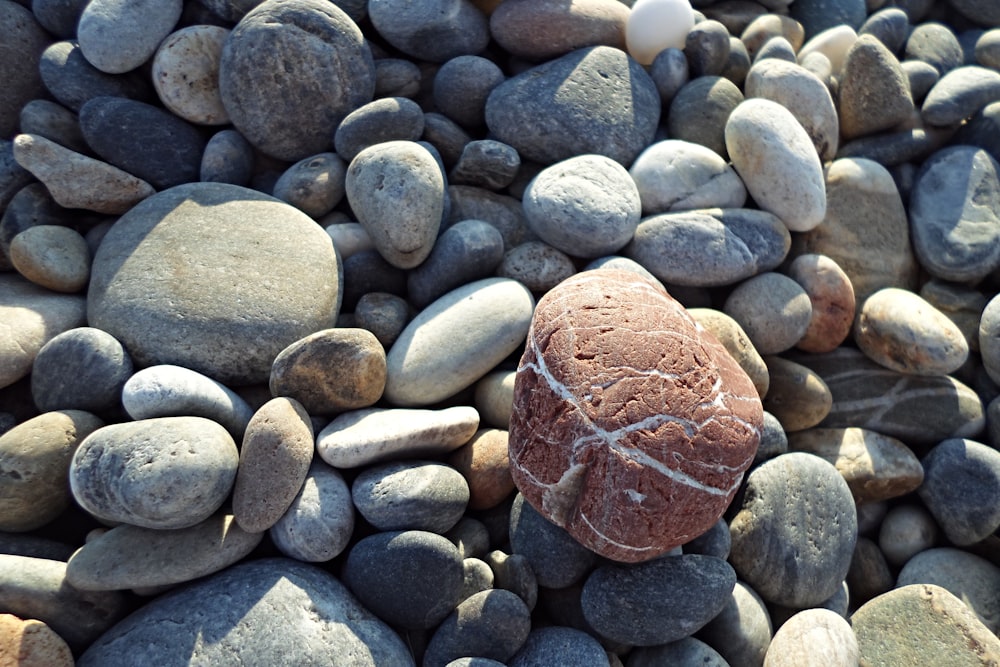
xmin=38 ymin=41 xmax=154 ymax=112
xmin=78 ymin=558 xmax=415 ymax=666
xmin=508 ymin=492 xmax=598 ymax=589
xmin=334 ymin=96 xmax=425 ymax=162
xmin=755 ymin=36 xmax=797 ymax=63
xmin=838 ymin=34 xmax=914 ymax=140
xmin=667 ymin=75 xmax=744 ymax=158
xmin=919 ymin=438 xmax=1000 ymax=545
xmin=684 ymin=19 xmax=730 ymax=77
xmin=485 ymin=45 xmax=660 ymax=166
xmin=0 ymin=141 xmax=33 ymax=218
xmin=434 ymin=55 xmax=505 ymax=129
xmin=407 ymin=219 xmax=505 ymax=309
xmin=218 ymin=0 xmax=375 ymax=161
xmin=0 ymin=533 xmax=75 ymax=560
xmin=722 ymin=36 xmax=751 ymax=87
xmin=0 ymin=183 xmax=73 ymax=272
xmin=200 ymin=129 xmax=254 ymax=186
xmin=904 ymin=59 xmax=942 ymax=103
xmin=922 ymin=65 xmax=1000 ymax=126
xmin=354 ymin=292 xmax=410 ymax=348
xmin=449 ymin=139 xmax=520 ymax=190
xmin=956 ymin=101 xmax=1000 ymax=163
xmin=859 ymin=8 xmax=911 ymax=54
xmin=446 ymin=185 xmax=534 ymax=251
xmin=374 ymin=58 xmax=422 ymax=99
xmin=343 ymin=530 xmax=464 ymax=631
xmin=905 ymin=22 xmax=965 ymax=75
xmin=649 ymin=48 xmax=689 ymax=104
xmin=31 ymin=0 xmax=88 ymax=38
xmin=368 ymin=0 xmax=489 ymax=63
xmin=423 ymin=589 xmax=531 ymax=667
xmin=790 ymin=0 xmax=866 ymax=37
xmin=0 ymin=3 xmax=48 ymax=139
xmin=19 ymin=99 xmax=88 ymax=154
xmin=194 ymin=0 xmax=264 ymax=22
xmin=423 ymin=112 xmax=473 ymax=169
xmin=683 ymin=518 xmax=731 ymax=559
xmin=271 ymin=152 xmax=347 ymax=218
xmin=31 ymin=327 xmax=132 ymax=415
xmin=509 ymin=626 xmax=609 ymax=667
xmin=951 ymin=0 xmax=1000 ymax=28
xmin=754 ymin=410 xmax=788 ymax=464
xmin=351 ymin=460 xmax=469 ymax=533
xmin=696 ymin=580 xmax=773 ymax=667
xmin=341 ymin=249 xmax=408 ymax=312
xmin=581 ymin=554 xmax=736 ymax=646
xmin=846 ymin=536 xmax=894 ymax=606
xmin=836 ymin=128 xmax=947 ymax=167
xmin=627 ymin=637 xmax=729 ymax=667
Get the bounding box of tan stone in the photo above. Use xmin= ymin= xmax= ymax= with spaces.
xmin=448 ymin=429 xmax=515 ymax=511
xmin=0 ymin=614 xmax=74 ymax=667
xmin=689 ymin=308 xmax=769 ymax=399
xmin=787 ymin=254 xmax=855 ymax=354
xmin=10 ymin=226 xmax=90 ymax=294
xmin=763 ymin=356 xmax=831 ymax=432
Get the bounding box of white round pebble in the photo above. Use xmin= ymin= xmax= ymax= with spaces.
xmin=763 ymin=608 xmax=859 ymax=666
xmin=626 ymin=0 xmax=696 ymax=66
xmin=152 ymin=25 xmax=231 ymax=125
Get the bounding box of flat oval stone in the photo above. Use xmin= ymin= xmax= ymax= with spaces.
xmin=725 ymin=98 xmax=826 ymax=232
xmin=629 ymin=637 xmax=729 ymax=667
xmin=317 ymin=406 xmax=480 ymax=468
xmin=485 ymin=45 xmax=660 ymax=166
xmin=152 ymin=25 xmax=230 ymax=125
xmin=697 ymin=580 xmax=772 ymax=667
xmin=200 ymin=129 xmax=254 ymax=185
xmin=232 ymin=398 xmax=314 ymax=533
xmin=581 ymin=555 xmax=736 ymax=646
xmin=854 ymin=287 xmax=969 ymax=375
xmin=729 ymin=452 xmax=858 ymax=607
xmin=31 ymin=327 xmax=133 ymax=415
xmin=906 ymin=23 xmax=967 ymax=76
xmin=688 ymin=308 xmax=770 ymax=399
xmin=65 ymin=514 xmax=263 ymax=590
xmin=0 ymin=614 xmax=74 ymax=667
xmin=447 ymin=429 xmax=515 ymax=511
xmin=407 ymin=219 xmax=505 ymax=309
xmin=38 ymin=40 xmax=154 ymax=113
xmin=838 ymin=34 xmax=914 ymax=140
xmin=368 ymin=0 xmax=489 ymax=63
xmin=218 ymin=0 xmax=375 ymax=161
xmin=423 ymin=589 xmax=531 ymax=667
xmin=87 ymin=182 xmax=341 ymax=385
xmin=77 ymin=0 xmax=182 ymax=74
xmin=271 ymin=152 xmax=347 ymax=219
xmin=76 ymin=558 xmax=415 ymax=666
xmin=69 ymin=417 xmax=239 ymax=530
xmin=343 ymin=530 xmax=464 ymax=630
xmin=628 ymin=140 xmax=747 ymax=215
xmin=384 ymin=278 xmax=534 ymax=407
xmin=0 ymin=411 xmax=104 ymax=532
xmin=10 ymin=225 xmax=91 ymax=293
xmin=923 ymin=65 xmax=1000 ymax=126
xmin=787 ymin=254 xmax=855 ymax=354
xmin=764 ymin=608 xmax=859 ymax=667
xmin=489 ymin=0 xmax=628 ymax=61
xmin=352 ymin=460 xmax=469 ymax=533
xmin=509 ymin=269 xmax=762 ymax=562
xmin=898 ymin=547 xmax=1000 ymax=633
xmin=762 ymin=356 xmax=831 ymax=432
xmin=723 ymin=272 xmax=812 ymax=355
xmin=625 ymin=208 xmax=790 ymax=288
xmin=508 ymin=493 xmax=597 ymax=589
xmin=919 ymin=438 xmax=1000 ymax=546
xmin=509 ymin=626 xmax=609 ymax=667
xmin=269 ymin=461 xmax=355 ymax=562
xmin=334 ymin=97 xmax=426 ymax=162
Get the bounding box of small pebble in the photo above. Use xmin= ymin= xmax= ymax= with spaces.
xmin=497 ymin=241 xmax=576 ymax=292
xmin=627 ymin=637 xmax=728 ymax=667
xmin=763 ymin=608 xmax=859 ymax=667
xmin=838 ymin=34 xmax=914 ymax=139
xmin=509 ymin=626 xmax=610 ymax=667
xmin=18 ymin=99 xmax=88 ymax=154
xmin=918 ymin=438 xmax=1000 ymax=545
xmin=878 ymin=503 xmax=940 ymax=567
xmin=334 ymin=97 xmax=426 ymax=162
xmin=433 ymin=55 xmax=505 ymax=128
xmin=649 ymin=48 xmax=689 ymax=103
xmin=353 ymin=292 xmax=410 ymax=348
xmin=689 ymin=307 xmax=770 ymax=398
xmin=486 ymin=550 xmax=538 ymax=611
xmin=723 ymin=272 xmax=813 ymax=355
xmin=368 ymin=0 xmax=489 ymax=63
xmin=668 ymin=75 xmax=744 ymax=158
xmin=39 ymin=40 xmax=154 ymax=113
xmin=30 ymin=327 xmax=132 ymax=416
xmin=508 ymin=493 xmax=598 ymax=589
xmin=797 ymin=24 xmax=858 ymax=74
xmin=152 ymin=25 xmax=230 ymax=125
xmin=271 ymin=153 xmax=347 ymax=219
xmin=447 ymin=429 xmax=515 ymax=511
xmin=446 ymin=517 xmax=491 ymax=560
xmin=762 ymin=356 xmax=832 ymax=432
xmin=685 ymin=19 xmax=731 ymax=77
xmin=905 ymin=22 xmax=965 ymax=75
xmin=846 ymin=536 xmax=895 ymax=605
xmin=628 ymin=139 xmax=746 ymax=214
xmin=0 ymin=613 xmax=74 ymax=667
xmin=10 ymin=225 xmax=90 ymax=294
xmin=407 ymin=219 xmax=505 ymax=309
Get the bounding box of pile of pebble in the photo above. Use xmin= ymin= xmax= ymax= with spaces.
xmin=3 ymin=0 xmax=1000 ymax=664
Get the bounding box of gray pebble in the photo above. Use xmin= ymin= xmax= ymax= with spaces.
xmin=423 ymin=589 xmax=531 ymax=667
xmin=0 ymin=5 xmax=54 ymax=139
xmin=447 ymin=184 xmax=535 ymax=251
xmin=486 ymin=550 xmax=538 ymax=612
xmin=649 ymin=48 xmax=689 ymax=104
xmin=10 ymin=223 xmax=89 ymax=293
xmin=755 ymin=36 xmax=798 ymax=63
xmin=496 ymin=241 xmax=576 ymax=292
xmin=904 ymin=59 xmax=942 ymax=103
xmin=509 ymin=626 xmax=610 ymax=667
xmin=668 ymin=75 xmax=744 ymax=158
xmin=685 ymin=19 xmax=731 ymax=77
xmin=846 ymin=536 xmax=894 ymax=605
xmin=697 ymin=580 xmax=773 ymax=667
xmin=858 ymin=7 xmax=910 ymax=53
xmin=723 ymin=272 xmax=812 ymax=354
xmin=976 ymin=29 xmax=1000 ymax=69
xmin=407 ymin=219 xmax=505 ymax=309
xmin=18 ymin=99 xmax=88 ymax=154
xmin=450 ymin=140 xmax=521 ymax=191
xmin=755 ymin=411 xmax=789 ymax=464
xmin=629 ymin=139 xmax=746 ymax=214
xmin=722 ymin=36 xmax=752 ymax=87
xmin=790 ymin=0 xmax=866 ymax=38
xmin=351 ymin=460 xmax=469 ymax=533
xmin=341 ymin=249 xmax=407 ymax=311
xmin=918 ymin=438 xmax=1000 ymax=545
xmin=272 ymin=152 xmax=346 ymax=218
xmin=374 ymin=58 xmax=422 ymax=99
xmin=509 ymin=494 xmax=598 ymax=589
xmin=627 ymin=637 xmax=729 ymax=667
xmin=683 ymin=518 xmax=731 ymax=559
xmin=434 ymin=56 xmax=505 ymax=129
xmin=334 ymin=96 xmax=425 ymax=162
xmin=269 ymin=461 xmax=355 ymax=562
xmin=31 ymin=327 xmax=132 ymax=416
xmin=39 ymin=41 xmax=154 ymax=113
xmin=200 ymin=129 xmax=254 ymax=186
xmin=922 ymin=65 xmax=1000 ymax=126
xmin=877 ymin=503 xmax=938 ymax=566
xmin=460 ymin=557 xmax=495 ymax=601
xmin=368 ymin=0 xmax=489 ymax=63
xmin=897 ymin=547 xmax=1000 ymax=633
xmin=31 ymin=0 xmax=88 ymax=39
xmin=446 ymin=517 xmax=492 ymax=559
xmin=76 ymin=0 xmax=182 ymax=74
xmin=354 ymin=292 xmax=411 ymax=348
xmin=905 ymin=22 xmax=964 ymax=75
xmin=424 ymin=112 xmax=473 ymax=169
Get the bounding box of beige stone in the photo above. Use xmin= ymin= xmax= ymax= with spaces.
xmin=0 ymin=614 xmax=74 ymax=667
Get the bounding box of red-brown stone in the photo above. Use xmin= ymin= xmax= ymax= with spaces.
xmin=508 ymin=269 xmax=763 ymax=562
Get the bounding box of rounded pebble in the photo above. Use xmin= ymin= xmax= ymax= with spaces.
xmin=509 ymin=626 xmax=610 ymax=667
xmin=878 ymin=503 xmax=940 ymax=567
xmin=918 ymin=438 xmax=1000 ymax=546
xmin=433 ymin=56 xmax=505 ymax=129
xmin=626 ymin=0 xmax=696 ymax=65
xmin=271 ymin=152 xmax=347 ymax=218
xmin=787 ymin=254 xmax=856 ymax=354
xmin=897 ymin=547 xmax=1000 ymax=633
xmin=407 ymin=219 xmax=505 ymax=309
xmin=77 ymin=0 xmax=182 ymax=74
xmin=497 ymin=241 xmax=576 ymax=291
xmin=509 ymin=493 xmax=598 ymax=589
xmin=10 ymin=225 xmax=90 ymax=293
xmin=334 ymin=97 xmax=426 ymax=162
xmin=764 ymin=608 xmax=859 ymax=667
xmin=629 ymin=140 xmax=746 ymax=214
xmin=152 ymin=25 xmax=230 ymax=125
xmin=368 ymin=0 xmax=489 ymax=63
xmin=352 ymin=460 xmax=469 ymax=533
xmin=668 ymin=75 xmax=744 ymax=158
xmin=30 ymin=327 xmax=132 ymax=415
xmin=0 ymin=613 xmax=74 ymax=667
xmin=762 ymin=355 xmax=832 ymax=432
xmin=269 ymin=461 xmax=355 ymax=562
xmin=723 ymin=272 xmax=813 ymax=355
xmin=490 ymin=0 xmax=629 ymax=62
xmin=697 ymin=580 xmax=773 ymax=666
xmin=423 ymin=589 xmax=532 ymax=667
xmin=448 ymin=429 xmax=515 ymax=511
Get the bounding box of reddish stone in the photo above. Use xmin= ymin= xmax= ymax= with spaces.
xmin=508 ymin=269 xmax=762 ymax=563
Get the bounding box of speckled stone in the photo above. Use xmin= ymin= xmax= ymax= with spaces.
xmin=668 ymin=75 xmax=744 ymax=158
xmin=448 ymin=429 xmax=515 ymax=511
xmin=787 ymin=254 xmax=856 ymax=354
xmin=368 ymin=0 xmax=489 ymax=63
xmin=918 ymin=438 xmax=1000 ymax=546
xmin=497 ymin=241 xmax=576 ymax=292
xmin=897 ymin=547 xmax=1000 ymax=633
xmin=269 ymin=461 xmax=355 ymax=562
xmin=838 ymin=35 xmax=914 ymax=140
xmin=763 ymin=608 xmax=858 ymax=667
xmin=689 ymin=308 xmax=769 ymax=399
xmin=152 ymin=25 xmax=230 ymax=125
xmin=0 ymin=614 xmax=74 ymax=667
xmin=723 ymin=272 xmax=813 ymax=355
xmin=10 ymin=225 xmax=90 ymax=293
xmin=509 ymin=626 xmax=610 ymax=667
xmin=271 ymin=152 xmax=347 ymax=218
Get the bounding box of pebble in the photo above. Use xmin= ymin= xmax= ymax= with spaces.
xmin=686 ymin=20 xmax=732 ymax=77
xmin=448 ymin=429 xmax=515 ymax=511
xmin=509 ymin=626 xmax=610 ymax=667
xmin=977 ymin=29 xmax=1000 ymax=68
xmin=0 ymin=274 xmax=86 ymax=390
xmin=508 ymin=493 xmax=597 ymax=589
xmin=627 ymin=637 xmax=729 ymax=667
xmin=271 ymin=152 xmax=347 ymax=218
xmin=317 ymin=406 xmax=480 ymax=468
xmin=486 ymin=549 xmax=538 ymax=611
xmin=788 ymin=427 xmax=924 ymax=503
xmin=729 ymin=452 xmax=858 ymax=607
xmin=18 ymin=99 xmax=88 ymax=155
xmin=447 ymin=517 xmax=491 ymax=560
xmin=10 ymin=225 xmax=91 ymax=293
xmin=88 ymin=182 xmax=340 ymax=385
xmin=449 ymin=140 xmax=521 ymax=190
xmin=878 ymin=503 xmax=939 ymax=567
xmin=497 ymin=241 xmax=576 ymax=291
xmin=30 ymin=328 xmax=131 ymax=416
xmin=368 ymin=0 xmax=489 ymax=63
xmin=490 ymin=0 xmax=627 ymax=62
xmin=920 ymin=280 xmax=988 ymax=353
xmin=763 ymin=608 xmax=859 ymax=667
xmin=755 ymin=36 xmax=798 ymax=63
xmin=218 ymin=0 xmax=375 ymax=161
xmin=422 ymin=589 xmax=532 ymax=667
xmin=904 ymin=60 xmax=943 ymax=103
xmin=682 ymin=517 xmax=731 ymax=559
xmin=12 ymin=133 xmax=155 ymax=215
xmin=723 ymin=272 xmax=813 ymax=355
xmin=905 ymin=22 xmax=965 ymax=75
xmin=77 ymin=558 xmax=414 ymax=666
xmin=858 ymin=7 xmax=910 ymax=53
xmin=425 ymin=113 xmax=474 ymax=169
xmin=485 ymin=46 xmax=660 ymax=165
xmin=341 ymin=249 xmax=407 ymax=311
xmin=0 ymin=3 xmax=48 ymax=140
xmin=334 ymin=97 xmax=426 ymax=162
xmin=200 ymin=128 xmax=254 ymax=185
xmin=626 ymin=0 xmax=696 ymax=65
xmin=447 ymin=185 xmax=534 ymax=250
xmin=69 ymin=417 xmax=239 ymax=530
xmin=762 ymin=356 xmax=832 ymax=431
xmin=326 ymin=221 xmax=374 ymax=260
xmin=151 ymin=25 xmax=230 ymax=125
xmin=232 ymin=398 xmax=313 ymax=533
xmin=0 ymin=614 xmax=74 ymax=667
xmin=460 ymin=557 xmax=494 ymax=601
xmin=76 ymin=0 xmax=182 ymax=74
xmin=384 ymin=278 xmax=534 ymax=407
xmin=407 ymin=219 xmax=505 ymax=309
xmin=797 ymin=24 xmax=857 ymax=75
xmin=897 ymin=547 xmax=1000 ymax=633
xmin=847 ymin=535 xmax=895 ymax=605
xmin=918 ymin=438 xmax=1000 ymax=546
xmin=629 ymin=140 xmax=746 ymax=215
xmin=581 ymin=555 xmax=736 ymax=646
xmin=787 ymin=254 xmax=855 ymax=354
xmin=791 ymin=0 xmax=866 ymax=37
xmin=980 ymin=294 xmax=1000 ymax=384
xmin=668 ymin=75 xmax=744 ymax=158
xmin=0 ymin=554 xmax=127 ymax=651
xmin=838 ymin=35 xmax=914 ymax=139
xmin=269 ymin=461 xmax=355 ymax=562
xmin=38 ymin=40 xmax=153 ymax=113
xmin=649 ymin=47 xmax=690 ymax=103
xmin=689 ymin=307 xmax=770 ymax=398
xmin=0 ymin=411 xmax=104 ymax=532
xmin=523 ymin=154 xmax=641 ymax=257
xmin=755 ymin=410 xmax=789 ymax=463
xmin=374 ymin=58 xmax=421 ymax=98
xmin=354 ymin=292 xmax=410 ymax=348
xmin=697 ymin=580 xmax=773 ymax=666
xmin=343 ymin=530 xmax=464 ymax=630
xmin=269 ymin=328 xmax=386 ymax=415
xmin=851 ymin=584 xmax=1000 ymax=665
xmin=352 ymin=460 xmax=469 ymax=533
xmin=433 ymin=56 xmax=505 ymax=129
xmin=922 ymin=66 xmax=1000 ymax=126
xmin=121 ymin=365 xmax=253 ymax=440
xmin=31 ymin=0 xmax=87 ymax=39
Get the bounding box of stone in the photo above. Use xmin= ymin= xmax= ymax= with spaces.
xmin=31 ymin=0 xmax=88 ymax=39
xmin=0 ymin=184 xmax=73 ymax=273
xmin=685 ymin=19 xmax=731 ymax=77
xmin=269 ymin=328 xmax=386 ymax=415
xmin=918 ymin=438 xmax=1000 ymax=546
xmin=218 ymin=0 xmax=375 ymax=161
xmin=446 ymin=185 xmax=534 ymax=251
xmin=0 ymin=3 xmax=48 ymax=139
xmin=10 ymin=225 xmax=90 ymax=293
xmin=910 ymin=146 xmax=1000 ymax=283
xmin=459 ymin=558 xmax=494 ymax=601
xmin=334 ymin=97 xmax=426 ymax=162
xmin=77 ymin=558 xmax=414 ymax=666
xmin=854 ymin=288 xmax=969 ymax=376
xmin=508 ymin=493 xmax=597 ymax=589
xmin=846 ymin=536 xmax=894 ymax=606
xmin=581 ymin=555 xmax=736 ymax=646
xmin=838 ymin=35 xmax=914 ymax=140
xmin=625 ymin=208 xmax=790 ymax=288
xmin=152 ymin=25 xmax=231 ymax=125
xmin=509 ymin=269 xmax=762 ymax=562
xmin=755 ymin=410 xmax=789 ymax=463
xmin=352 ymin=460 xmax=469 ymax=533
xmin=271 ymin=152 xmax=347 ymax=218
xmin=12 ymin=134 xmax=155 ymax=214
xmin=38 ymin=40 xmax=154 ymax=113
xmin=497 ymin=242 xmax=576 ymax=292
xmin=200 ymin=129 xmax=254 ymax=185
xmin=858 ymin=7 xmax=910 ymax=53
xmin=904 ymin=61 xmax=942 ymax=104
xmin=755 ymin=37 xmax=797 ymax=63
xmin=87 ymin=182 xmax=341 ymax=386
xmin=317 ymin=406 xmax=480 ymax=468
xmin=905 ymin=22 xmax=965 ymax=75
xmin=69 ymin=417 xmax=239 ymax=530
xmin=878 ymin=503 xmax=939 ymax=567
xmin=31 ymin=328 xmax=132 ymax=416
xmin=449 ymin=139 xmax=521 ymax=190
xmin=649 ymin=47 xmax=689 ymax=103
xmin=0 ymin=614 xmax=74 ymax=667
xmin=485 ymin=46 xmax=660 ymax=166
xmin=486 ymin=550 xmax=538 ymax=611
xmin=509 ymin=627 xmax=610 ymax=666
xmin=977 ymin=30 xmax=1000 ymax=68
xmin=920 ymin=280 xmax=987 ymax=353
xmin=341 ymin=250 xmax=407 ymax=312
xmin=343 ymin=530 xmax=464 ymax=630
xmin=326 ymin=222 xmax=374 ymax=261
xmin=423 ymin=589 xmax=531 ymax=667
xmin=407 ymin=219 xmax=505 ymax=309
xmin=368 ymin=0 xmax=488 ymax=62
xmin=744 ymin=58 xmax=839 ymax=160
xmin=897 ymin=547 xmax=1000 ymax=633
xmin=18 ymin=99 xmax=88 ymax=155
xmin=922 ymin=66 xmax=1000 ymax=126
xmin=627 ymin=638 xmax=729 ymax=667
xmin=741 ymin=14 xmax=806 ymax=59
xmin=232 ymin=397 xmax=314 ymax=533
xmin=374 ymin=58 xmax=421 ymax=99
xmin=790 ymin=0 xmax=865 ymax=37
xmin=729 ymin=452 xmax=858 ymax=607
xmin=269 ymin=461 xmax=355 ymax=562
xmin=0 ymin=275 xmax=86 ymax=391
xmin=797 ymin=24 xmax=857 ymax=75
xmin=354 ymin=292 xmax=410 ymax=348
xmin=384 ymin=278 xmax=534 ymax=407
xmin=446 ymin=518 xmax=491 ymax=560
xmin=682 ymin=517 xmax=731 ymax=559
xmin=345 ymin=140 xmax=444 ymax=270
xmin=0 ymin=555 xmax=127 ymax=651
xmin=851 ymin=585 xmax=1000 ymax=666
xmin=791 ymin=157 xmax=918 ymax=305
xmin=448 ymin=429 xmax=515 ymax=511
xmin=668 ymin=76 xmax=744 ymax=158
xmin=490 ymin=0 xmax=628 ymax=61
xmin=626 ymin=0 xmax=696 ymax=65
xmin=787 ymin=254 xmax=856 ymax=354
xmin=763 ymin=608 xmax=859 ymax=667
xmin=65 ymin=513 xmax=263 ymax=590
xmin=725 ymin=98 xmax=826 ymax=232
xmin=762 ymin=356 xmax=832 ymax=432
xmin=0 ymin=411 xmax=104 ymax=532
xmin=425 ymin=113 xmax=474 ymax=169
xmin=688 ymin=308 xmax=769 ymax=399
xmin=628 ymin=140 xmax=746 ymax=215
xmin=723 ymin=272 xmax=812 ymax=355
xmin=697 ymin=580 xmax=773 ymax=667
xmin=77 ymin=0 xmax=182 ymax=74
xmin=433 ymin=56 xmax=505 ymax=129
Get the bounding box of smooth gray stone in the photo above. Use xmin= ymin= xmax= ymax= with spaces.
xmin=583 ymin=255 xmax=664 ymax=288
xmin=433 ymin=55 xmax=505 ymax=129
xmin=790 ymin=0 xmax=866 ymax=38
xmin=697 ymin=580 xmax=773 ymax=667
xmin=836 ymin=128 xmax=947 ymax=167
xmin=755 ymin=36 xmax=797 ymax=63
xmin=200 ymin=129 xmax=254 ymax=186
xmin=722 ymin=37 xmax=751 ymax=88
xmin=423 ymin=589 xmax=532 ymax=667
xmin=649 ymin=47 xmax=689 ymax=103
xmin=976 ymin=30 xmax=1000 ymax=68
xmin=407 ymin=219 xmax=504 ymax=309
xmin=76 ymin=0 xmax=182 ymax=74
xmin=509 ymin=493 xmax=597 ymax=589
xmin=922 ymin=65 xmax=1000 ymax=126
xmin=449 ymin=139 xmax=521 ymax=191
xmin=627 ymin=637 xmax=729 ymax=667
xmin=77 ymin=558 xmax=415 ymax=666
xmin=487 ymin=550 xmax=538 ymax=611
xmin=31 ymin=326 xmax=132 ymax=415
xmin=918 ymin=438 xmax=1000 ymax=546
xmin=368 ymin=0 xmax=488 ymax=62
xmin=668 ymin=75 xmax=744 ymax=159
xmin=341 ymin=249 xmax=407 ymax=311
xmin=334 ymin=96 xmax=425 ymax=162
xmin=0 ymin=178 xmax=79 ymax=260
xmin=509 ymin=626 xmax=610 ymax=667
xmin=904 ymin=59 xmax=942 ymax=102
xmin=905 ymin=22 xmax=964 ymax=75
xmin=354 ymin=292 xmax=410 ymax=348
xmin=272 ymin=152 xmax=347 ymax=218
xmin=952 ymin=0 xmax=1000 ymax=27
xmin=685 ymin=19 xmax=730 ymax=76
xmin=445 ymin=660 xmax=506 ymax=667
xmin=38 ymin=41 xmax=154 ymax=112
xmin=754 ymin=410 xmax=788 ymax=464
xmin=496 ymin=240 xmax=576 ymax=291
xmin=31 ymin=0 xmax=88 ymax=38
xmin=19 ymin=99 xmax=88 ymax=154
xmin=897 ymin=547 xmax=1000 ymax=633
xmin=351 ymin=460 xmax=469 ymax=533
xmin=683 ymin=518 xmax=731 ymax=559
xmin=446 ymin=184 xmax=535 ymax=251
xmin=424 ymin=112 xmax=473 ymax=169
xmin=0 ymin=3 xmax=48 ymax=139
xmin=374 ymin=58 xmax=422 ymax=98
xmin=858 ymin=8 xmax=910 ymax=54
xmin=269 ymin=461 xmax=355 ymax=562
xmin=846 ymin=537 xmax=894 ymax=606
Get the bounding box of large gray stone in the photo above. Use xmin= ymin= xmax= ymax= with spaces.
xmin=0 ymin=2 xmax=49 ymax=138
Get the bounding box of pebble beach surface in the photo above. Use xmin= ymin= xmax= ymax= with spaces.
xmin=3 ymin=0 xmax=1000 ymax=664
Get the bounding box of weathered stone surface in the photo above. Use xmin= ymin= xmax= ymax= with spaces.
xmin=0 ymin=614 xmax=74 ymax=667
xmin=496 ymin=241 xmax=576 ymax=292
xmin=448 ymin=429 xmax=514 ymax=511
xmin=352 ymin=460 xmax=469 ymax=533
xmin=919 ymin=438 xmax=1000 ymax=546
xmin=509 ymin=269 xmax=762 ymax=562
xmin=762 ymin=356 xmax=831 ymax=432
xmin=10 ymin=225 xmax=90 ymax=294
xmin=272 ymin=152 xmax=347 ymax=218
xmin=31 ymin=327 xmax=132 ymax=416
xmin=0 ymin=4 xmax=48 ymax=139
xmin=898 ymin=548 xmax=1000 ymax=634
xmin=368 ymin=0 xmax=488 ymax=63
xmin=838 ymin=34 xmax=914 ymax=140
xmin=763 ymin=608 xmax=858 ymax=667
xmin=489 ymin=0 xmax=628 ymax=61
xmin=787 ymin=254 xmax=855 ymax=354
xmin=152 ymin=25 xmax=231 ymax=125
xmin=697 ymin=579 xmax=772 ymax=667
